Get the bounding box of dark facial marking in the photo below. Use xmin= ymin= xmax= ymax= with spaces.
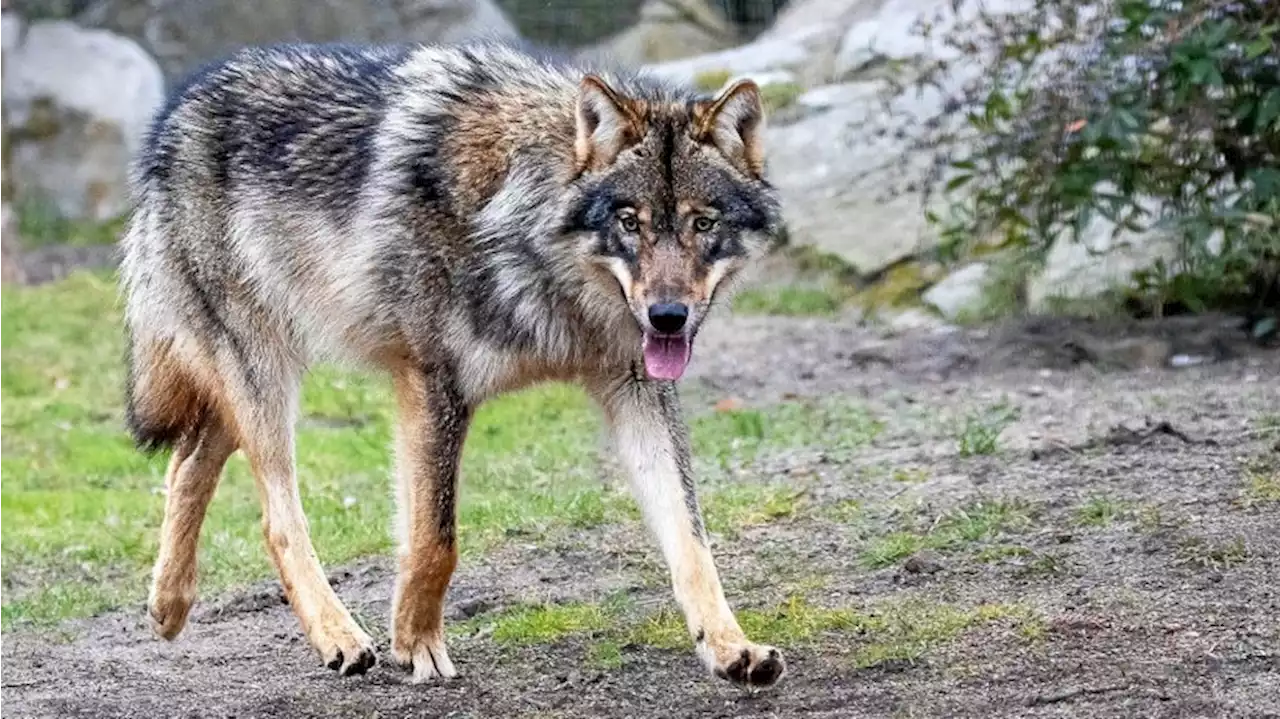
xmin=565 ymin=182 xmax=639 ymax=262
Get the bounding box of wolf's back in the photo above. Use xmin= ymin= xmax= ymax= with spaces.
xmin=120 ymin=44 xmax=422 ymax=451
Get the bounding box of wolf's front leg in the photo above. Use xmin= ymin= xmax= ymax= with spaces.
xmin=389 ymin=363 xmax=471 ymax=682
xmin=590 ymin=372 xmax=785 ymax=688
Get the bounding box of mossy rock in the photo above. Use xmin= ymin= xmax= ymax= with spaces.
xmin=692 ymin=69 xmax=733 ymax=93
xmin=760 ymin=82 xmax=804 ymax=114
xmin=854 ymin=261 xmax=931 ymax=310
xmin=781 ymin=245 xmax=858 ymax=281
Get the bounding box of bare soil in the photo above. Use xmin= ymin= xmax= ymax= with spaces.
xmin=4 ymin=310 xmax=1279 ymax=719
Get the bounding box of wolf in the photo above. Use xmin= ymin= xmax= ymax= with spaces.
xmin=120 ymin=41 xmax=785 ymax=687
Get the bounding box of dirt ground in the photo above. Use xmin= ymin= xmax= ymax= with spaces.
xmin=4 ymin=309 xmax=1279 ymax=719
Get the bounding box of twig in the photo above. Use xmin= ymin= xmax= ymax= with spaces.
xmin=1027 ymin=683 xmax=1130 ymax=706
xmin=2 ymin=678 xmax=55 ymax=688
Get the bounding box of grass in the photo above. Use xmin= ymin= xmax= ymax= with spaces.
xmin=731 ymin=284 xmax=845 ymax=316
xmin=956 ymin=402 xmax=1020 ymax=457
xmin=488 ymin=603 xmax=612 ymax=645
xmin=860 ymin=498 xmax=1037 ymax=568
xmin=12 ymin=198 xmax=126 ymax=249
xmin=1240 ymin=458 xmax=1280 ymax=507
xmin=1074 ymin=494 xmax=1130 ymax=527
xmin=1 ymin=272 xmax=879 ymax=629
xmin=692 ymin=400 xmax=882 ymax=470
xmin=479 ymin=594 xmax=1041 ymax=671
xmin=1176 ymin=536 xmax=1248 ymax=571
xmin=701 ymin=485 xmax=806 ymax=538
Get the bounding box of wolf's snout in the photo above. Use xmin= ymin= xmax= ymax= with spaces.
xmin=648 ymin=302 xmax=689 ymax=334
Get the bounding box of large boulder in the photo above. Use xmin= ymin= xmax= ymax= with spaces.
xmin=74 ymin=0 xmax=519 ymax=82
xmin=761 ymin=81 xmax=954 ymax=275
xmin=3 ymin=19 xmax=164 ymax=221
xmin=643 ymin=31 xmax=817 ymax=85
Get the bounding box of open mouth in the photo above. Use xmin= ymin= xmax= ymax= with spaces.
xmin=642 ymin=332 xmax=693 ymax=381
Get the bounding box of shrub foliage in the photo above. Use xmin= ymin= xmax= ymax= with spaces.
xmin=886 ymin=0 xmax=1278 ymax=329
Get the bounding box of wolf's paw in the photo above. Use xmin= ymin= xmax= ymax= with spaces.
xmin=698 ymin=635 xmax=786 ymax=689
xmin=147 ymin=586 xmax=195 ymax=640
xmin=313 ymin=619 xmax=377 ymax=677
xmin=393 ymin=633 xmax=457 ymax=683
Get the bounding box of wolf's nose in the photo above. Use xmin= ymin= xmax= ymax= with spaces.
xmin=648 ymin=303 xmax=688 ymax=334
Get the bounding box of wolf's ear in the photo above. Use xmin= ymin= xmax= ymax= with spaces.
xmin=694 ymin=80 xmax=766 ymax=179
xmin=575 ymin=75 xmax=640 ymax=173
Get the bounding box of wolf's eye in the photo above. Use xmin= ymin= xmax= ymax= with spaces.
xmin=619 ymin=215 xmax=640 ymax=233
xmin=693 ymin=217 xmax=717 ymax=233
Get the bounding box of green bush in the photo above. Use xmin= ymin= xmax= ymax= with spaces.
xmin=885 ymin=0 xmax=1279 ymax=332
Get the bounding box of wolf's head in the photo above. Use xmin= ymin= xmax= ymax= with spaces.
xmin=563 ymin=75 xmax=782 ymax=381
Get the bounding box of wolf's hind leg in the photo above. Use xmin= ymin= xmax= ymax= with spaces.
xmin=389 ymin=362 xmax=470 ymax=682
xmin=228 ymin=359 xmax=376 ymax=676
xmin=589 ymin=372 xmax=786 ymax=688
xmin=148 ymin=412 xmax=237 ymax=640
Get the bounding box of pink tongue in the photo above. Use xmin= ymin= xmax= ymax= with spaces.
xmin=643 ymin=334 xmax=692 ymax=381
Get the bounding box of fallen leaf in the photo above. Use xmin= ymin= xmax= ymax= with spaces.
xmin=714 ymin=397 xmax=744 ymax=412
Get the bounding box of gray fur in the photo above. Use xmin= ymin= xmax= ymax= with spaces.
xmin=121 ymin=40 xmax=785 ymax=684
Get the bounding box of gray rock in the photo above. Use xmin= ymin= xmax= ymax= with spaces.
xmin=580 ymin=0 xmax=735 ymax=67
xmin=643 ymin=33 xmax=814 ymax=85
xmin=1025 ymin=197 xmax=1176 ymax=311
xmin=4 ymin=20 xmax=164 ymax=221
xmin=834 ymin=0 xmax=1034 ymax=80
xmin=762 ymin=81 xmax=952 ymax=275
xmin=923 ymin=263 xmax=991 ymax=320
xmin=764 ymin=0 xmax=882 ymax=41
xmin=75 ymin=0 xmax=518 ymax=82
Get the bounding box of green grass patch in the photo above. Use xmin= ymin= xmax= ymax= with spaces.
xmin=1074 ymin=494 xmax=1130 ymax=527
xmin=862 ymin=532 xmax=932 ymax=568
xmin=585 ymin=640 xmax=624 ymax=670
xmin=12 ymin=198 xmax=126 ymax=249
xmin=823 ymin=498 xmax=865 ymax=524
xmin=701 ymin=485 xmax=805 ymax=538
xmin=861 ymin=498 xmax=1037 ymax=568
xmin=956 ymin=402 xmax=1020 ymax=457
xmin=490 ymin=603 xmax=612 ymax=645
xmin=1176 ymin=536 xmax=1248 ymax=571
xmin=731 ymin=284 xmax=844 ymax=316
xmin=1240 ymin=459 xmax=1280 ymax=507
xmin=693 ymin=399 xmax=882 ymax=470
xmin=478 ymin=595 xmax=1041 ymax=671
